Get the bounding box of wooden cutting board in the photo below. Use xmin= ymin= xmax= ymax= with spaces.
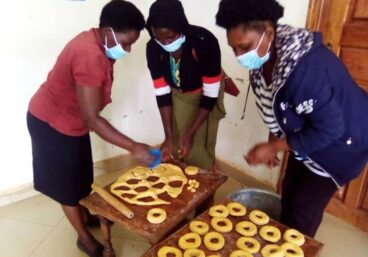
xmin=80 ymin=167 xmax=228 ymax=244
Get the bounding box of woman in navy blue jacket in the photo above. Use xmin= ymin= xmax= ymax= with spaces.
xmin=216 ymin=0 xmax=368 ymax=237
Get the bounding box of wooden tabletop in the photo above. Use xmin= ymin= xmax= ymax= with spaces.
xmin=80 ymin=168 xmax=228 ymax=244
xmin=142 ymin=199 xmax=324 ymax=257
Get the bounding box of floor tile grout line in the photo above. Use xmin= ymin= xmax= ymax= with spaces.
xmin=54 ymin=213 xmax=66 ymax=227
xmin=1 ymin=217 xmax=63 ymax=228
xmin=0 ymin=216 xmax=55 ymax=227
xmin=28 ymin=220 xmax=58 ymax=257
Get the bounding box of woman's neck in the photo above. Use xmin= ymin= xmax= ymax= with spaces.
xmin=263 ymin=40 xmax=277 ymax=85
xmin=170 ymin=47 xmax=183 ymax=61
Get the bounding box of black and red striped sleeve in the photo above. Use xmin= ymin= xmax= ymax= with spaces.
xmin=146 ymin=40 xmax=172 ymax=107
xmin=196 ymin=32 xmax=222 ymax=110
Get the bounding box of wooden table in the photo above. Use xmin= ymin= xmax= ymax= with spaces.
xmin=142 ymin=199 xmax=324 ymax=257
xmin=80 ymin=167 xmax=228 ymax=257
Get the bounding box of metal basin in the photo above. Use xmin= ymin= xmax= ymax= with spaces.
xmin=227 ymin=188 xmax=281 ymax=221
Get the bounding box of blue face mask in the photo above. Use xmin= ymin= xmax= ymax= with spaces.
xmin=237 ymin=32 xmax=271 ymax=70
xmin=104 ymin=28 xmax=128 ymax=60
xmin=155 ymin=35 xmax=186 ymax=53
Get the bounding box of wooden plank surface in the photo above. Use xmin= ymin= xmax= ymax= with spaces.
xmin=354 ymin=0 xmax=368 ymax=18
xmin=142 ymin=199 xmax=324 ymax=257
xmin=80 ymin=168 xmax=228 ymax=243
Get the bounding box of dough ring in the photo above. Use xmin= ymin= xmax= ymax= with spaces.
xmin=249 ymin=209 xmax=270 ymax=225
xmin=178 ymin=232 xmax=202 ymax=250
xmin=229 ymin=250 xmax=253 ymax=257
xmin=281 ymin=242 xmax=304 ymax=257
xmin=283 ymin=229 xmax=305 ymax=246
xmin=203 ymin=231 xmax=225 ymax=251
xmin=235 ymin=221 xmax=258 ymax=236
xmin=189 ymin=221 xmax=209 ymax=235
xmin=227 ymin=202 xmax=246 ymax=216
xmin=185 ymin=166 xmax=199 ymax=176
xmin=209 ymin=204 xmax=229 ymax=218
xmin=236 ymin=237 xmax=261 ymax=254
xmin=211 ymin=217 xmax=233 ymax=233
xmin=183 ymin=248 xmax=205 ymax=257
xmin=261 ymin=244 xmax=284 ymax=257
xmin=259 ymin=225 xmax=281 ymax=243
xmin=147 ymin=208 xmax=167 ymax=224
xmin=158 ymin=246 xmax=183 ymax=257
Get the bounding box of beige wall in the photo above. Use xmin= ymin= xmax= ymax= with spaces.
xmin=0 ymin=0 xmax=309 ymax=198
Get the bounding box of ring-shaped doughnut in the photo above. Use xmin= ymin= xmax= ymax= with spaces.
xmin=236 ymin=237 xmax=261 ymax=253
xmin=209 ymin=204 xmax=229 ymax=218
xmin=147 ymin=208 xmax=167 ymax=224
xmin=211 ymin=217 xmax=233 ymax=233
xmin=249 ymin=210 xmax=270 ymax=225
xmin=178 ymin=232 xmax=202 ymax=250
xmin=259 ymin=225 xmax=281 ymax=243
xmin=229 ymin=250 xmax=253 ymax=257
xmin=203 ymin=231 xmax=225 ymax=251
xmin=281 ymin=242 xmax=304 ymax=257
xmin=183 ymin=248 xmax=205 ymax=257
xmin=283 ymin=229 xmax=305 ymax=246
xmin=235 ymin=221 xmax=258 ymax=237
xmin=261 ymin=244 xmax=284 ymax=257
xmin=185 ymin=166 xmax=199 ymax=176
xmin=189 ymin=221 xmax=209 ymax=235
xmin=158 ymin=246 xmax=183 ymax=257
xmin=227 ymin=202 xmax=246 ymax=216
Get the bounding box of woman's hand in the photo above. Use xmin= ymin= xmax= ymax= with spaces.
xmin=178 ymin=133 xmax=194 ymax=159
xmin=161 ymin=138 xmax=174 ymax=162
xmin=130 ymin=143 xmax=154 ymax=166
xmin=244 ymin=139 xmax=290 ymax=167
xmin=244 ymin=142 xmax=280 ymax=167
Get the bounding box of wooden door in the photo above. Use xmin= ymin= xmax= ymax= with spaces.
xmin=278 ymin=0 xmax=368 ymax=232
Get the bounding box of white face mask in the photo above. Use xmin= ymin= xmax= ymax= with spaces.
xmin=155 ymin=35 xmax=186 ymax=53
xmin=237 ymin=32 xmax=272 ymax=70
xmin=104 ymin=28 xmax=128 ymax=60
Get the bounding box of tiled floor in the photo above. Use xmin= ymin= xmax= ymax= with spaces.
xmin=0 ymin=170 xmax=367 ymax=257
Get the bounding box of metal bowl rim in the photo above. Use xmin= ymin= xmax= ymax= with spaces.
xmin=227 ymin=188 xmax=281 ymax=200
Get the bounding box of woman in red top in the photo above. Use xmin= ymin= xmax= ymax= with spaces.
xmin=27 ymin=1 xmax=152 ymax=256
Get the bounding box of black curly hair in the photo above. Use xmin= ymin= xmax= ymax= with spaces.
xmin=216 ymin=0 xmax=284 ymax=30
xmin=99 ymin=0 xmax=145 ymax=32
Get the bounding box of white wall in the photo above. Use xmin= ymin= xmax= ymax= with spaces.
xmin=0 ymin=0 xmax=309 ymax=196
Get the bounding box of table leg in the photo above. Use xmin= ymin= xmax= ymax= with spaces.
xmin=195 ymin=193 xmax=214 ymax=216
xmin=99 ymin=216 xmax=116 ymax=257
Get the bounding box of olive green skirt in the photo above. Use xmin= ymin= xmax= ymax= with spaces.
xmin=172 ymin=83 xmax=226 ymax=170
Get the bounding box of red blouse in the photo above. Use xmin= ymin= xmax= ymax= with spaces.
xmin=29 ymin=29 xmax=114 ymax=136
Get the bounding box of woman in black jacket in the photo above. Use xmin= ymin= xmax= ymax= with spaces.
xmin=146 ymin=0 xmax=226 ymax=170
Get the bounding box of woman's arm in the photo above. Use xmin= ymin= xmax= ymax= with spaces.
xmin=179 ymin=31 xmax=222 ymax=158
xmin=76 ymin=85 xmax=153 ymax=165
xmin=146 ymin=40 xmax=175 ymax=160
xmin=158 ymin=105 xmax=174 ymax=161
xmin=178 ymin=108 xmax=210 ymax=158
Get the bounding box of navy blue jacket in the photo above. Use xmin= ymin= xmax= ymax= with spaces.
xmin=273 ymin=33 xmax=368 ymax=186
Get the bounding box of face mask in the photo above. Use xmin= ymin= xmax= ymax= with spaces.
xmin=237 ymin=32 xmax=271 ymax=70
xmin=104 ymin=28 xmax=128 ymax=60
xmin=155 ymin=35 xmax=186 ymax=53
